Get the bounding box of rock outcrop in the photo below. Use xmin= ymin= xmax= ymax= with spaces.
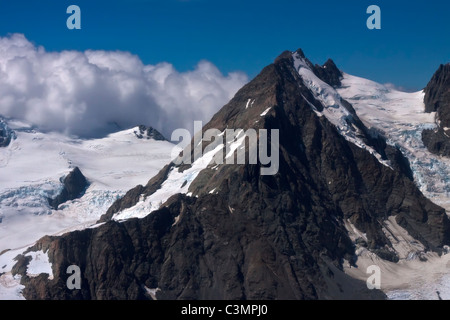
xmin=48 ymin=167 xmax=89 ymax=210
xmin=0 ymin=119 xmax=15 ymax=148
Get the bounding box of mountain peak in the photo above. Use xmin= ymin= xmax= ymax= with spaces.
xmin=274 ymin=50 xmax=294 ymax=64
xmin=294 ymin=48 xmax=306 ymax=58
xmin=274 ymin=48 xmax=307 ymax=64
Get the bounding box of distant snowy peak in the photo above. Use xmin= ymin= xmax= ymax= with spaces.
xmin=101 ymin=125 xmax=166 ymax=141
xmin=133 ymin=125 xmax=166 ymax=141
xmin=0 ymin=118 xmax=16 ymax=147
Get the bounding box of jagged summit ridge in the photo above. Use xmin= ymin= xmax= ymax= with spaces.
xmin=276 ymin=49 xmax=343 ymax=86
xmin=314 ymin=58 xmax=343 ymax=87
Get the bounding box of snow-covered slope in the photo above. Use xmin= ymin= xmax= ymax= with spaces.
xmin=0 ymin=121 xmax=177 ymax=252
xmin=337 ymin=73 xmax=450 ymax=212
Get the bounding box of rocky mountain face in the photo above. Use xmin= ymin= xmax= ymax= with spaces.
xmin=12 ymin=50 xmax=450 ymax=300
xmin=48 ymin=167 xmax=89 ymax=210
xmin=422 ymin=63 xmax=450 ymax=156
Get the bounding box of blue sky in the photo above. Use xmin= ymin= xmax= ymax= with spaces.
xmin=0 ymin=0 xmax=449 ymax=90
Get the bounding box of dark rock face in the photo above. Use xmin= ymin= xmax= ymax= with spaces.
xmin=48 ymin=167 xmax=89 ymax=210
xmin=422 ymin=63 xmax=450 ymax=156
xmin=16 ymin=51 xmax=450 ymax=300
xmin=422 ymin=129 xmax=450 ymax=156
xmin=424 ymin=64 xmax=450 ymax=114
xmin=134 ymin=125 xmax=166 ymax=141
xmin=0 ymin=129 xmax=10 ymax=147
xmin=14 ymin=194 xmax=385 ymax=300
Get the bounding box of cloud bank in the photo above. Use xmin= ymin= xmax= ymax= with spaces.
xmin=0 ymin=34 xmax=248 ymax=138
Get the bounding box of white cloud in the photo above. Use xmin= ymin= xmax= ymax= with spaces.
xmin=0 ymin=34 xmax=248 ymax=138
xmin=383 ymin=82 xmax=418 ymax=93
